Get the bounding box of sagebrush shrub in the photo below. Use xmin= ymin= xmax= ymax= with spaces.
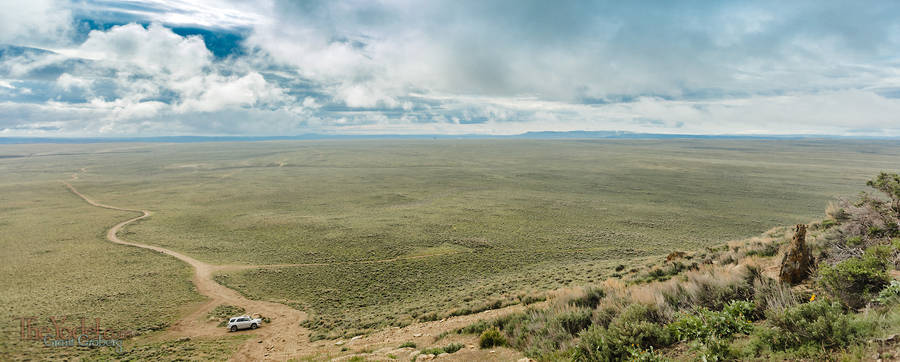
xmin=421 ymin=342 xmax=464 ymax=355
xmin=874 ymin=280 xmax=900 ymax=305
xmin=568 ymin=286 xmax=606 ymax=309
xmin=762 ymin=300 xmax=874 ymax=350
xmin=442 ymin=343 xmax=464 ymax=353
xmin=479 ymin=327 xmax=506 ymax=348
xmin=667 ymin=300 xmax=753 ymax=358
xmin=207 ymin=304 xmax=246 ymax=327
xmin=571 ymin=304 xmax=671 ymax=361
xmin=818 ymin=247 xmax=890 ymax=308
xmin=625 ymin=345 xmax=667 ymax=362
xmin=456 ymin=320 xmax=490 ymax=335
xmin=555 ymin=308 xmax=593 ymax=335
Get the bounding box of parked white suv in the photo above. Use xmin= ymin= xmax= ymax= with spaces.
xmin=227 ymin=315 xmax=261 ymax=332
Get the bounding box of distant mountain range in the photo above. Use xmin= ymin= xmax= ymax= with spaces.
xmin=1 ymin=131 xmax=898 ymax=144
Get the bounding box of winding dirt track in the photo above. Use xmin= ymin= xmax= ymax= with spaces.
xmin=63 ymin=182 xmax=310 ymax=360
xmin=61 ymin=180 xmax=528 ymax=361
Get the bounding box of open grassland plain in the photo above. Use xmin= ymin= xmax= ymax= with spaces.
xmin=2 ymin=139 xmax=900 ymax=358
xmin=0 ymin=172 xmax=224 ymax=359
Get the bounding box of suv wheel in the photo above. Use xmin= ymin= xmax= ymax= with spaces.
xmin=230 ymin=325 xmax=237 ymax=332
xmin=251 ymin=323 xmax=258 ymax=329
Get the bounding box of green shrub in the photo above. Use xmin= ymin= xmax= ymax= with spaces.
xmin=697 ymin=334 xmax=734 ymax=361
xmin=592 ymin=305 xmax=620 ymax=329
xmin=571 ymin=304 xmax=671 ymax=361
xmin=665 ymin=300 xmax=752 ymax=360
xmin=762 ymin=300 xmax=874 ymax=350
xmin=690 ymin=280 xmax=754 ymax=312
xmin=571 ymin=324 xmax=615 ymax=361
xmin=421 ymin=343 xmax=464 ymax=355
xmin=447 ymin=300 xmax=505 ymax=318
xmin=456 ymin=320 xmax=491 ymax=335
xmin=723 ymin=300 xmax=756 ymax=319
xmin=419 ymin=312 xmax=440 ymax=322
xmin=618 ymin=303 xmax=668 ymax=326
xmin=572 ymin=322 xmax=669 ymax=361
xmin=207 ymin=304 xmax=246 ymax=327
xmin=479 ymin=327 xmax=506 ymax=348
xmin=874 ymin=280 xmax=900 ymax=305
xmin=442 ymin=343 xmax=464 ymax=354
xmin=746 ymin=242 xmax=779 ymax=257
xmin=644 ymin=262 xmax=687 ymax=282
xmin=818 ymin=248 xmax=890 ymax=308
xmin=519 ymin=294 xmax=546 ymax=305
xmin=555 ymin=308 xmax=593 ymax=335
xmin=569 ymin=286 xmax=606 ymax=309
xmin=488 ymin=309 xmax=576 ymax=360
xmin=667 ymin=300 xmax=754 ymax=343
xmin=869 ymin=226 xmax=884 ymax=236
xmin=398 ymin=341 xmax=416 ymax=349
xmin=846 ymin=236 xmax=863 ymax=246
xmin=867 ymin=244 xmax=894 ymax=259
xmin=625 ymin=345 xmax=666 ymax=362
xmin=492 ymin=312 xmax=529 ymax=332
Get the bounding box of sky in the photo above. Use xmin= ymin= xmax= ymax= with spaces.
xmin=1 ymin=0 xmax=899 ymax=137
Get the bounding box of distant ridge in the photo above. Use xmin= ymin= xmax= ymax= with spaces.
xmin=1 ymin=131 xmax=897 ymax=144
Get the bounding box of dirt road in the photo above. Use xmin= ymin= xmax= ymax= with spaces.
xmin=63 ymin=180 xmax=529 ymax=361
xmin=64 ymin=182 xmax=310 ymax=360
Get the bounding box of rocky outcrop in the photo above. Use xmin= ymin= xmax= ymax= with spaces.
xmin=666 ymin=251 xmax=686 ymax=261
xmin=779 ymin=224 xmax=813 ymax=285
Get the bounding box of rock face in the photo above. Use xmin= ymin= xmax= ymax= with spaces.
xmin=779 ymin=224 xmax=813 ymax=285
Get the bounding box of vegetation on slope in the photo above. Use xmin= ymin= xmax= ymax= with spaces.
xmin=455 ymin=172 xmax=900 ymax=361
xmin=0 ymin=181 xmax=208 ymax=360
xmin=199 ymin=140 xmax=900 ymax=338
xmin=3 ymin=140 xmax=899 ymax=357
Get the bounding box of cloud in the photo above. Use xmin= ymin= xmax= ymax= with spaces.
xmin=1 ymin=21 xmax=301 ymax=135
xmin=0 ymin=0 xmax=73 ymax=47
xmin=2 ymin=0 xmax=900 ymax=136
xmin=71 ymin=23 xmax=211 ymax=77
xmin=174 ymin=72 xmax=289 ymax=112
xmin=56 ymin=73 xmax=93 ymax=91
xmin=247 ymin=1 xmax=900 ymax=101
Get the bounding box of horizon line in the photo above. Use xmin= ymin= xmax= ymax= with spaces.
xmin=2 ymin=131 xmax=900 ymax=144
